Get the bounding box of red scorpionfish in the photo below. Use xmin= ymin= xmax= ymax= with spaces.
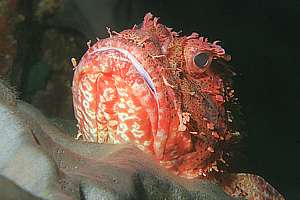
xmin=72 ymin=13 xmax=285 ymax=199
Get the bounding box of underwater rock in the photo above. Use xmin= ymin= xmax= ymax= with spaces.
xmin=0 ymin=175 xmax=43 ymax=200
xmin=0 ymin=79 xmax=17 ymax=107
xmin=41 ymin=0 xmax=155 ymax=38
xmin=0 ymin=0 xmax=22 ymax=76
xmin=26 ymin=28 xmax=85 ymax=119
xmin=0 ymin=81 xmax=239 ymax=199
xmin=34 ymin=0 xmax=64 ymax=19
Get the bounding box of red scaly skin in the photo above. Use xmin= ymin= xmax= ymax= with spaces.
xmin=72 ymin=13 xmax=229 ymax=178
xmin=72 ymin=13 xmax=285 ymax=199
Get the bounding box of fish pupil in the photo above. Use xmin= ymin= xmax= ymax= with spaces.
xmin=194 ymin=53 xmax=209 ymax=67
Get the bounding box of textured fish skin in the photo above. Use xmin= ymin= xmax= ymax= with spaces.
xmin=218 ymin=173 xmax=285 ymax=200
xmin=72 ymin=13 xmax=285 ymax=199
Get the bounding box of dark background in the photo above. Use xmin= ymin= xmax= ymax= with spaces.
xmin=8 ymin=0 xmax=300 ymax=198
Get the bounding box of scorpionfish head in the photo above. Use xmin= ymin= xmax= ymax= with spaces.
xmin=72 ymin=12 xmax=239 ymax=179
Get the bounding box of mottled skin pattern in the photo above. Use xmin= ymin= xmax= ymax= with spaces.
xmin=219 ymin=173 xmax=285 ymax=200
xmin=72 ymin=13 xmax=285 ymax=199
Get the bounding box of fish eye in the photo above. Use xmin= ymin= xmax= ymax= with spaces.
xmin=194 ymin=53 xmax=209 ymax=68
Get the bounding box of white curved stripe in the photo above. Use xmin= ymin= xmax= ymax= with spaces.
xmin=91 ymin=47 xmax=158 ymax=103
